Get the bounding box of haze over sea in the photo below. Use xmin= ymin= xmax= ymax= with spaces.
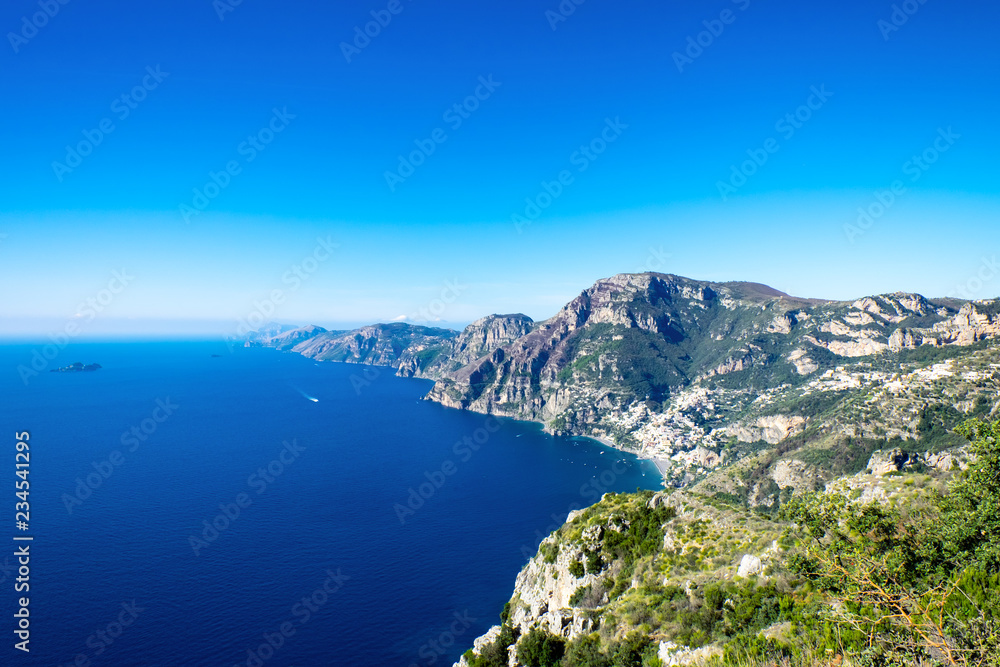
xmin=1 ymin=340 xmax=658 ymax=666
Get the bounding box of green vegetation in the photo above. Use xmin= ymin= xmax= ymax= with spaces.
xmin=467 ymin=420 xmax=1000 ymax=667
xmin=517 ymin=627 xmax=566 ymax=667
xmin=779 ymin=418 xmax=1000 ymax=665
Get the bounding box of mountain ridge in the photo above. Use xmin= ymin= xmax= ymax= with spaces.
xmin=248 ymin=271 xmax=1000 ymax=505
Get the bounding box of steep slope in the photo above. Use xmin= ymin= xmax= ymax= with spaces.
xmin=287 ymin=323 xmax=458 ymax=377
xmin=246 ymin=272 xmax=1000 ymax=506
xmin=425 ymin=274 xmax=997 ymax=436
xmin=266 ymin=324 xmax=331 ymax=350
xmin=255 ymin=314 xmax=536 ymax=380
xmin=456 ymin=441 xmax=987 ymax=667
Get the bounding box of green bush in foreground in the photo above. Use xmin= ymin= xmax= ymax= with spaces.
xmin=782 ymin=418 xmax=1000 ymax=666
xmin=517 ymin=627 xmax=566 ymax=667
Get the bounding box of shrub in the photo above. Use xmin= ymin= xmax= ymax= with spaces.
xmin=586 ymin=550 xmax=605 ymax=574
xmin=516 ymin=627 xmax=565 ymax=667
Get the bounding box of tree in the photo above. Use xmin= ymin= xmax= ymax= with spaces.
xmin=563 ymin=634 xmax=609 ymax=667
xmin=941 ymin=419 xmax=1000 ymax=570
xmin=782 ymin=418 xmax=1000 ymax=666
xmin=516 ymin=627 xmax=565 ymax=667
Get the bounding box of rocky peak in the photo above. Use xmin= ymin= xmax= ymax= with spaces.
xmin=451 ymin=314 xmax=535 ymax=365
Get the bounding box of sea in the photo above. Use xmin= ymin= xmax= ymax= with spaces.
xmin=0 ymin=341 xmax=661 ymax=666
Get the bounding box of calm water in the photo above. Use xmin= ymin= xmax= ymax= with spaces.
xmin=0 ymin=341 xmax=659 ymax=666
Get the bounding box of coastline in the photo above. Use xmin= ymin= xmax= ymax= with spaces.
xmin=267 ymin=348 xmax=671 ymax=484
xmin=580 ymin=434 xmax=669 ymax=483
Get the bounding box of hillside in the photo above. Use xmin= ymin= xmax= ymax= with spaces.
xmin=456 ymin=421 xmax=1000 ymax=666
xmin=250 ymin=272 xmax=1000 ymax=510
xmin=245 ymin=271 xmax=1000 ymax=665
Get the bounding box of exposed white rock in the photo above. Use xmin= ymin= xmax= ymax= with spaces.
xmin=866 ymin=449 xmax=909 ymax=476
xmin=737 ymin=554 xmax=764 ymax=577
xmin=767 ymin=314 xmax=796 ymax=334
xmin=771 ymin=459 xmax=815 ymax=490
xmin=787 ymin=348 xmax=819 ymax=375
xmin=727 ymin=415 xmax=806 ymax=445
xmin=658 ymin=640 xmax=722 ymax=665
xmin=888 ymin=328 xmax=921 ymax=351
xmin=843 ymin=311 xmax=876 ymax=326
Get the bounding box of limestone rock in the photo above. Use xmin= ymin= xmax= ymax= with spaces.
xmin=771 ymin=459 xmax=816 ymax=490
xmin=727 ymin=415 xmax=806 ymax=445
xmin=737 ymin=554 xmax=764 ymax=577
xmin=867 ymin=449 xmax=909 ymax=476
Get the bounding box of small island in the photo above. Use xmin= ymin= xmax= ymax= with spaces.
xmin=50 ymin=362 xmax=102 ymax=373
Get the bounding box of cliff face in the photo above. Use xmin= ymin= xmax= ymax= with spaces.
xmin=426 ymin=273 xmax=781 ymax=425
xmin=456 ymin=453 xmax=974 ymax=667
xmin=285 ymin=323 xmax=458 ymax=378
xmin=455 ymin=489 xmax=789 ymax=667
xmin=424 ymin=274 xmax=997 ymax=440
xmin=267 ymin=324 xmax=330 ymax=350
xmin=251 ymin=273 xmax=1000 ymax=505
xmin=257 ymin=315 xmax=535 ymax=380
xmin=449 ymin=314 xmax=536 ymax=368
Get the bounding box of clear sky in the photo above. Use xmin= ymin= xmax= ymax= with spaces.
xmin=1 ymin=0 xmax=998 ymax=337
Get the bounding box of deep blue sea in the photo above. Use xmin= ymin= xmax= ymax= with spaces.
xmin=0 ymin=341 xmax=659 ymax=666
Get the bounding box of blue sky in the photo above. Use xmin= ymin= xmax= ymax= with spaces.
xmin=1 ymin=0 xmax=998 ymax=336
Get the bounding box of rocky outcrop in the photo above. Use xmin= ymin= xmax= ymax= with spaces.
xmin=933 ymin=303 xmax=1000 ymax=345
xmin=805 ymin=334 xmax=890 ymax=357
xmin=787 ymin=349 xmax=819 ymax=375
xmin=888 ymin=328 xmax=922 ymax=351
xmin=726 ymin=415 xmax=807 ymax=445
xmin=867 ymin=448 xmax=910 ymax=476
xmin=737 ymin=554 xmax=764 ymax=577
xmin=288 ymin=323 xmax=458 ymax=378
xmin=265 ymin=325 xmax=329 ymax=350
xmin=243 ymin=276 xmax=1000 ymax=489
xmin=449 ymin=314 xmax=535 ymax=367
xmin=771 ymin=459 xmax=817 ymax=489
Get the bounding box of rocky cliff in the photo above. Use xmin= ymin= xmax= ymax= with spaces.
xmin=251 ymin=272 xmax=1000 ymax=506
xmin=455 ymin=450 xmax=975 ymax=667
xmin=256 ymin=315 xmax=535 ymax=380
